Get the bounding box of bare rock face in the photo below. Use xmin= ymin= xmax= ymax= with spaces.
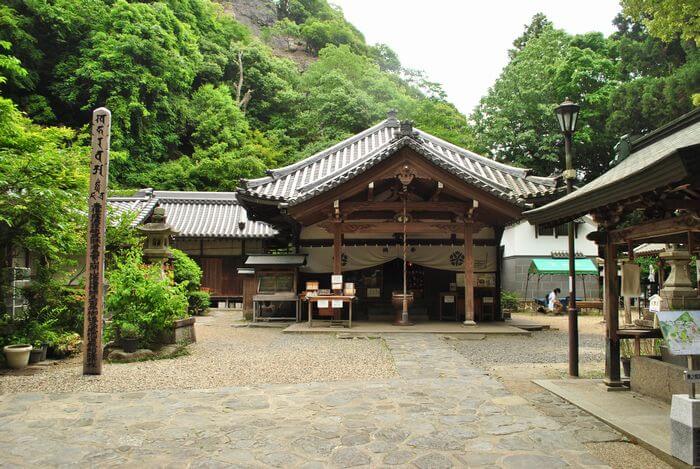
xmin=216 ymin=0 xmax=277 ymax=35
xmin=214 ymin=0 xmax=316 ymax=68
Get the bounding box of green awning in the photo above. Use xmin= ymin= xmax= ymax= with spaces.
xmin=528 ymin=258 xmax=598 ymax=275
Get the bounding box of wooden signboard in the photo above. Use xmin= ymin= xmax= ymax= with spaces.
xmin=83 ymin=107 xmax=111 ymax=375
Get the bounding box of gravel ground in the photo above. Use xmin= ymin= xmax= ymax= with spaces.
xmin=0 ymin=311 xmax=397 ymax=394
xmin=585 ymin=442 xmax=672 ymax=469
xmin=450 ymin=328 xmax=605 ymax=369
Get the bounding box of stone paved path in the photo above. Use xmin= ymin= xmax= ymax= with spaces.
xmin=0 ymin=334 xmax=609 ymax=468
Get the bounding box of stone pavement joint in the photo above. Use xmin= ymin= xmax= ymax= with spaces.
xmin=0 ymin=333 xmax=611 ymax=467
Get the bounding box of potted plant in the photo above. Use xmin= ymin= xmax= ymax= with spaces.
xmin=620 ymin=339 xmax=632 ymax=378
xmin=3 ymin=342 xmax=33 ymax=369
xmin=120 ymin=322 xmax=141 ymax=353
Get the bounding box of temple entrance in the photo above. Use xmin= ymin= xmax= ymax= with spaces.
xmin=298 ymin=257 xmax=489 ymax=323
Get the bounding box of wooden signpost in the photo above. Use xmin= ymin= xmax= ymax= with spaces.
xmin=82 ymin=107 xmax=111 ymax=375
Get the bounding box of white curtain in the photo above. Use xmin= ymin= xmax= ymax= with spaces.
xmin=300 ymin=245 xmax=496 ymax=273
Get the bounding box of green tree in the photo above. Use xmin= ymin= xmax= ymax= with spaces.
xmin=473 ymin=23 xmax=620 ymax=178
xmin=0 ymin=98 xmax=88 ymax=269
xmin=54 ymin=0 xmax=201 ymax=166
xmin=509 ymin=12 xmax=552 ymax=59
xmin=622 ymin=0 xmax=700 ymax=44
xmin=188 ymin=84 xmax=249 ymax=161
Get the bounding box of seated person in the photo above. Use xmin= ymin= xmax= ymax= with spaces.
xmin=547 ymin=288 xmax=563 ymax=314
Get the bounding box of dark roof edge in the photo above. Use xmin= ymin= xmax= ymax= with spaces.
xmin=631 ymin=107 xmax=700 ymax=154
xmin=524 ymin=147 xmax=693 ymax=225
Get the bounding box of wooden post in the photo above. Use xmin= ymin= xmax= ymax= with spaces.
xmin=83 ymin=108 xmax=111 ymax=375
xmin=332 ymin=222 xmax=342 ymax=276
xmin=463 ymin=218 xmax=475 ymax=325
xmin=604 ymin=236 xmax=622 ymax=385
xmin=494 ymin=227 xmax=504 ymax=320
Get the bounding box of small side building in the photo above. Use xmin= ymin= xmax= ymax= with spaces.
xmin=108 ymin=190 xmax=279 ymax=310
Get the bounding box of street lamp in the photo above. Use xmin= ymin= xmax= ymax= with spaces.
xmin=555 ymin=98 xmax=581 ymax=378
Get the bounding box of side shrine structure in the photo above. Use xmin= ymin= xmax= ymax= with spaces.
xmin=237 ymin=111 xmax=564 ymax=324
xmin=527 ymin=108 xmax=700 ymax=385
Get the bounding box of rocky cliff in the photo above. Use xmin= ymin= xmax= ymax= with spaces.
xmin=216 ymin=0 xmax=277 ymax=35
xmin=215 ymin=0 xmax=314 ymax=67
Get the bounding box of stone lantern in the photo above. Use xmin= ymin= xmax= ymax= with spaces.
xmin=138 ymin=207 xmax=178 ymax=265
xmin=659 ymin=244 xmax=700 ymax=310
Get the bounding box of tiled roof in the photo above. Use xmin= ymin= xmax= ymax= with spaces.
xmin=108 ymin=196 xmax=158 ymax=226
xmin=239 ymin=119 xmax=558 ymax=206
xmin=107 ymin=191 xmax=277 ymax=239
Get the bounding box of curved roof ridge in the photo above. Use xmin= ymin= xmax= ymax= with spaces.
xmin=415 ymin=138 xmax=513 ymax=194
xmin=295 ymin=134 xmax=398 ymax=193
xmin=246 ymin=119 xmax=392 ymax=188
xmin=414 ymin=128 xmax=532 ymax=179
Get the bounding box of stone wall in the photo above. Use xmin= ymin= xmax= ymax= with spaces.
xmin=502 ymin=256 xmax=600 ymax=299
xmin=630 ymin=356 xmax=687 ymax=403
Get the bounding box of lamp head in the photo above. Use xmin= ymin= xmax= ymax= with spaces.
xmin=555 ymin=98 xmax=580 ymax=133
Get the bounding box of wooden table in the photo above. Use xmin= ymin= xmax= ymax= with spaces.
xmin=616 ymin=328 xmax=663 ymax=356
xmin=307 ymin=295 xmax=355 ymax=328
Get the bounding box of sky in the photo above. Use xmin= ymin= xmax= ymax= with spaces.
xmin=331 ymin=0 xmax=622 ymax=115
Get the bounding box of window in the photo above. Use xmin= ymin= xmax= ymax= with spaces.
xmin=258 ymin=273 xmax=294 ymax=293
xmin=537 ymin=225 xmax=554 ymax=236
xmin=555 ymin=224 xmax=568 ymax=237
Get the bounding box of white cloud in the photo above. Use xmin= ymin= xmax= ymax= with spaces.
xmin=331 ymin=0 xmax=621 ymax=114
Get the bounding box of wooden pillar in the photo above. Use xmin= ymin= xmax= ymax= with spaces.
xmin=463 ymin=219 xmax=475 ymax=325
xmin=494 ymin=227 xmax=504 ymax=320
xmin=604 ymin=236 xmax=622 ymax=385
xmin=332 ymin=222 xmax=342 ymax=276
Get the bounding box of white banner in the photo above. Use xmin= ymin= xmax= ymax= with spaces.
xmin=300 ymin=245 xmax=496 ymax=273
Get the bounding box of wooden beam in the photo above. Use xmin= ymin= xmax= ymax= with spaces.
xmin=608 ymin=214 xmax=700 ymax=244
xmin=494 ymin=227 xmax=504 ymax=320
xmin=604 ymin=236 xmax=622 ymax=386
xmin=321 ymin=221 xmax=475 ymax=235
xmin=367 ymin=182 xmax=374 ymax=201
xmin=341 ymin=200 xmax=469 ymax=216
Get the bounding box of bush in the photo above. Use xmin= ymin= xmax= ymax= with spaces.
xmin=188 ymin=290 xmax=210 ymax=316
xmin=171 ymin=248 xmax=203 ymax=290
xmin=106 ymin=249 xmax=188 ymax=347
xmin=119 ymin=322 xmax=141 ymax=339
xmin=48 ymin=332 xmax=81 ymax=358
xmin=501 ymin=290 xmax=519 ymax=311
xmin=171 ymin=248 xmax=210 ymax=316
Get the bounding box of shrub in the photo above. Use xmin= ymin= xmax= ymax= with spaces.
xmin=119 ymin=322 xmax=141 ymax=339
xmin=106 ymin=249 xmax=188 ymax=347
xmin=501 ymin=290 xmax=519 ymax=311
xmin=188 ymin=290 xmax=211 ymax=316
xmin=171 ymin=248 xmax=202 ymax=290
xmin=48 ymin=332 xmax=81 ymax=358
xmin=171 ymin=248 xmax=209 ymax=316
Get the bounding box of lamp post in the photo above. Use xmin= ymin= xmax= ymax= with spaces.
xmin=555 ymin=98 xmax=581 ymax=377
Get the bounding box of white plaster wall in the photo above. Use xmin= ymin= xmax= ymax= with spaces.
xmin=502 ymin=218 xmax=598 ymax=258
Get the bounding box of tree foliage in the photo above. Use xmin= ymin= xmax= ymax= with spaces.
xmin=622 ymin=0 xmax=700 ymax=44
xmin=0 ymin=0 xmax=472 ymax=191
xmin=473 ymin=12 xmax=698 ymax=179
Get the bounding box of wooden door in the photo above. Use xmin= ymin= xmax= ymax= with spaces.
xmin=200 ymin=258 xmax=223 ymax=295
